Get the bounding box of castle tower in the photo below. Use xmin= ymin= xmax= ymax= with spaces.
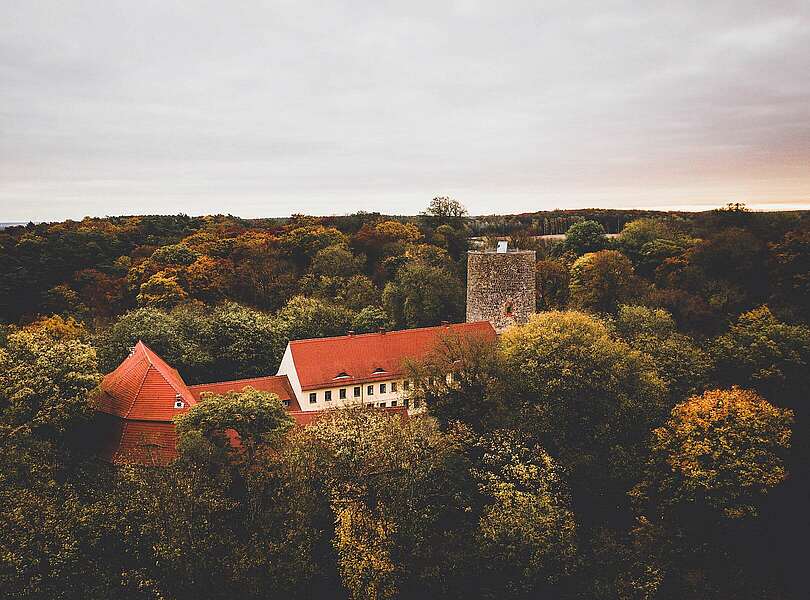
xmin=466 ymin=244 xmax=536 ymax=333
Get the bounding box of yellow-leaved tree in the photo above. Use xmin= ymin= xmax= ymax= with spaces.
xmin=624 ymin=388 xmax=793 ymax=599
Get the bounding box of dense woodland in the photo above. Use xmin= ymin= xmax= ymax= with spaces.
xmin=1 ymin=198 xmax=809 ymax=599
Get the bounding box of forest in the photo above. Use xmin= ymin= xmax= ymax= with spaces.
xmin=0 ymin=198 xmax=809 ymax=600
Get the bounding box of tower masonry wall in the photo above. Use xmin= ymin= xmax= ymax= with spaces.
xmin=466 ymin=250 xmax=536 ymax=333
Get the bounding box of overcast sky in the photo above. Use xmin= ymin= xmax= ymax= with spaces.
xmin=2 ymin=1 xmax=809 ymax=221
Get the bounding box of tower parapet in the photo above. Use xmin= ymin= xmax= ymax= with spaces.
xmin=466 ymin=246 xmax=536 ymax=333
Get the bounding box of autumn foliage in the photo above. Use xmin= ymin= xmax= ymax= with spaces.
xmin=0 ymin=203 xmax=809 ymax=599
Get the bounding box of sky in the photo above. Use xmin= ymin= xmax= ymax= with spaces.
xmin=2 ymin=1 xmax=809 ymax=221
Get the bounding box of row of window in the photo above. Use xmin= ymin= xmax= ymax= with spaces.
xmin=308 ymin=380 xmax=412 ymax=404
xmin=363 ymin=398 xmax=422 ymax=409
xmin=366 ymin=400 xmax=398 ymax=408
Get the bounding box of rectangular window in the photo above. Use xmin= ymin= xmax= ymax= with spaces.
xmin=325 ymin=390 xmax=332 ymax=401
xmin=353 ymin=386 xmax=361 ymax=398
xmin=428 ymin=377 xmax=435 ymax=386
xmin=309 ymin=392 xmax=317 ymax=404
xmin=379 ymin=402 xmax=386 ymax=408
xmin=339 ymin=388 xmax=347 ymax=399
xmin=413 ymin=398 xmax=421 ymax=408
xmin=391 ymin=382 xmax=397 ymax=393
xmin=403 ymin=380 xmax=410 ymax=390
xmin=367 ymin=385 xmax=374 ymax=396
xmin=366 ymin=403 xmax=373 ymax=408
xmin=391 ymin=400 xmax=397 ymax=407
xmin=404 ymin=398 xmax=410 ymax=408
xmin=380 ymin=383 xmax=387 ymax=394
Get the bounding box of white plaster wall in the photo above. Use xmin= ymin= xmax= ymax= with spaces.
xmin=276 ymin=344 xmax=306 ymax=408
xmin=302 ymin=378 xmax=414 ymax=411
xmin=276 ymin=345 xmax=428 ymax=414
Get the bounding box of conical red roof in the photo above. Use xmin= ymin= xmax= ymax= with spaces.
xmin=95 ymin=341 xmax=196 ymax=421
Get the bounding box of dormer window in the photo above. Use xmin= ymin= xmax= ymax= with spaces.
xmin=334 ymin=372 xmax=350 ymax=379
xmin=174 ymin=393 xmax=185 ymax=409
xmin=372 ymin=368 xmax=386 ymax=375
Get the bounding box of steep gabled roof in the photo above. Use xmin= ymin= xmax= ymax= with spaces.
xmin=188 ymin=375 xmax=300 ymax=411
xmin=289 ymin=321 xmax=497 ymax=391
xmin=95 ymin=341 xmax=196 ymax=421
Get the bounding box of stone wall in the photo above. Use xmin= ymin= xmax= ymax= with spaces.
xmin=466 ymin=250 xmax=536 ymax=333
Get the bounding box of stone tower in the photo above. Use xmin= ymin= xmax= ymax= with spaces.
xmin=466 ymin=245 xmax=536 ymax=333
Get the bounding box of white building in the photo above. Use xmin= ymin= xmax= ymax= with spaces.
xmin=276 ymin=322 xmax=496 ymax=411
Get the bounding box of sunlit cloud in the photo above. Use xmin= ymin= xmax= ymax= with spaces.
xmin=1 ymin=1 xmax=808 ymax=220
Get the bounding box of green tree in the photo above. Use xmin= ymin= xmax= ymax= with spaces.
xmin=615 ymin=305 xmax=712 ymax=403
xmin=149 ymin=242 xmax=200 ymax=266
xmin=176 ymin=387 xmax=293 ymax=461
xmin=710 ymin=306 xmax=810 ymax=409
xmin=420 ymin=196 xmax=468 ymax=229
xmin=209 ymin=302 xmax=288 ymax=379
xmin=433 ymin=224 xmax=469 ymax=261
xmin=309 ymin=243 xmax=365 ymax=278
xmin=535 ymin=258 xmax=570 ymax=310
xmin=769 ymin=228 xmax=810 ymax=321
xmin=291 ymin=409 xmax=453 ymax=600
xmin=0 ymin=325 xmax=108 ymax=599
xmin=382 ymin=261 xmax=464 ymax=328
xmin=276 ymin=295 xmax=355 ymax=341
xmin=617 ymin=219 xmax=670 ymax=258
xmin=570 ymin=250 xmax=637 ymax=313
xmin=95 ymin=306 xmax=214 ymax=381
xmin=337 ymin=274 xmax=380 ymax=311
xmin=0 ymin=326 xmax=100 ymax=440
xmin=351 ymin=306 xmax=393 ymax=333
xmin=407 ymin=330 xmax=507 ymax=432
xmin=500 ymin=311 xmax=667 ymax=511
xmin=564 ymin=220 xmax=607 ymax=255
xmin=474 ymin=430 xmax=577 ymax=597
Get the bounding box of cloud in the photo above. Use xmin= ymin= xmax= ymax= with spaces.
xmin=1 ymin=0 xmax=809 ymax=220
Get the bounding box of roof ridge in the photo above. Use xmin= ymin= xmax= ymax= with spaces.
xmin=289 ymin=321 xmax=487 ymax=345
xmin=123 ymin=360 xmax=152 ymax=419
xmin=188 ymin=374 xmax=287 ymax=389
xmin=135 ymin=340 xmax=194 ymax=402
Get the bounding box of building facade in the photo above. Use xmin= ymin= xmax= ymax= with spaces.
xmin=276 ymin=321 xmax=496 ymax=410
xmin=94 ymin=341 xmax=300 ymax=464
xmin=466 ymin=247 xmax=536 ymax=333
xmin=95 ymin=322 xmax=496 ymax=464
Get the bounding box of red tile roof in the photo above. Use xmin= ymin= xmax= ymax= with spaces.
xmin=188 ymin=375 xmax=300 ymax=410
xmin=95 ymin=413 xmax=180 ymax=466
xmin=95 ymin=341 xmax=196 ymax=421
xmin=93 ymin=329 xmax=437 ymax=466
xmin=289 ymin=322 xmax=496 ymax=391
